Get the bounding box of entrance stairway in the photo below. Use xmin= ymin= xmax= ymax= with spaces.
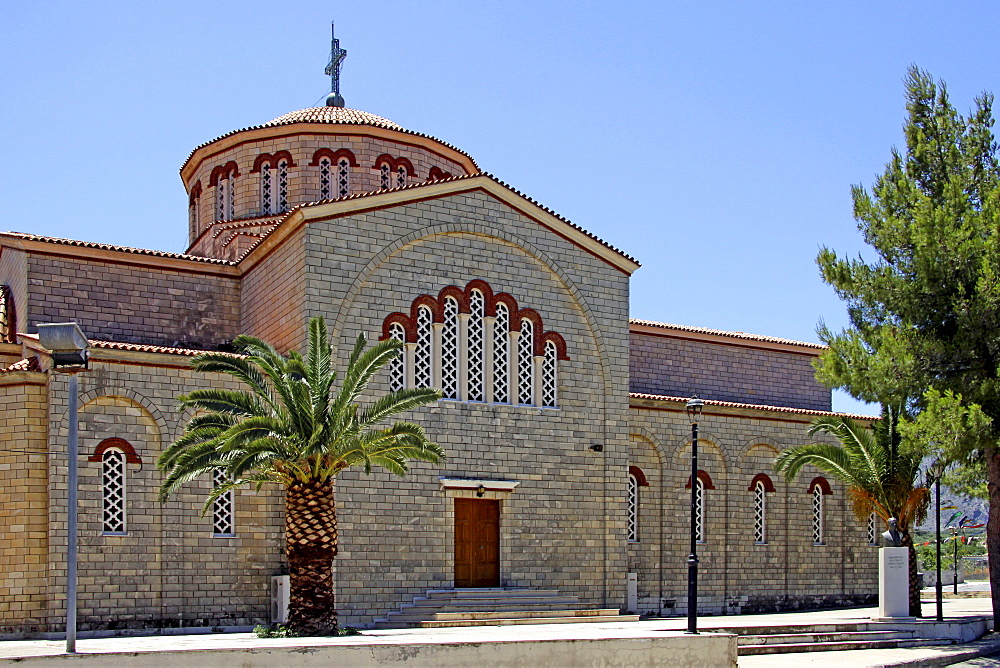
xmin=726 ymin=623 xmax=957 ymax=655
xmin=373 ymin=588 xmax=640 ymax=629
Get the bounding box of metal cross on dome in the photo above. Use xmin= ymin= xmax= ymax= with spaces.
xmin=324 ymin=23 xmax=347 ymax=107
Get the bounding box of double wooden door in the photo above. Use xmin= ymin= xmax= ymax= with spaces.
xmin=454 ymin=498 xmax=500 ymax=587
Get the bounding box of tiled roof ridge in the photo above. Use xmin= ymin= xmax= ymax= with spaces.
xmin=232 ymin=172 xmax=639 ymax=265
xmin=630 ymin=318 xmax=824 ymax=349
xmin=0 ymin=232 xmax=237 ymax=266
xmin=88 ymin=339 xmax=239 ymax=357
xmin=181 ymin=106 xmax=479 ymax=172
xmin=628 ymin=391 xmax=875 ymax=420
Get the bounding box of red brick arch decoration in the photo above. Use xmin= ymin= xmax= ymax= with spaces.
xmin=749 ymin=473 xmax=776 ymax=493
xmin=808 ymin=476 xmax=832 ymax=495
xmin=88 ymin=437 xmax=142 ymax=465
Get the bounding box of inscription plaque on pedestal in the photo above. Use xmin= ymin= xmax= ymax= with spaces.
xmin=876 ymin=546 xmax=912 ymax=620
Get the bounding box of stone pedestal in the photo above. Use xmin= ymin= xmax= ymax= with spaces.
xmin=875 ymin=547 xmax=913 ymax=621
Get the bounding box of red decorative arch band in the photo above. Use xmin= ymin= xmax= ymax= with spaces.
xmin=373 ymin=153 xmax=417 ymax=177
xmin=310 ymin=148 xmax=359 ymax=167
xmin=808 ymin=476 xmax=832 ymax=495
xmin=251 ymin=150 xmax=296 ymax=173
xmin=749 ymin=473 xmax=776 ymax=493
xmin=428 ymin=166 xmax=454 ymax=181
xmin=88 ymin=437 xmax=141 ymax=465
xmin=209 ymin=161 xmax=240 ymax=187
xmin=629 ymin=466 xmax=649 ymax=487
xmin=188 ymin=180 xmax=202 ymax=206
xmin=685 ymin=470 xmax=715 ymax=490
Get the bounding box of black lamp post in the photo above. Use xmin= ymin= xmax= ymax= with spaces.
xmin=951 ymin=526 xmax=960 ymax=595
xmin=685 ymin=396 xmax=704 ymax=635
xmin=928 ymin=460 xmax=946 ymax=622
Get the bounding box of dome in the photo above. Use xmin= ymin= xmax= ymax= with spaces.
xmin=262 ymin=106 xmax=403 ymax=131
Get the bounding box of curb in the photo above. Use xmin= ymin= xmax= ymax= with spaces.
xmin=872 ymin=632 xmax=1000 ymax=667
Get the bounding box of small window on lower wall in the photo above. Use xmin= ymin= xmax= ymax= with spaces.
xmin=102 ymin=449 xmax=127 ymax=535
xmin=808 ymin=477 xmax=832 ymax=546
xmin=627 ymin=474 xmax=639 ymax=542
xmin=212 ymin=469 xmax=235 ymax=538
xmin=868 ymin=512 xmax=878 ymax=546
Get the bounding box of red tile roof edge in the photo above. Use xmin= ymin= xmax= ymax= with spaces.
xmin=0 ymin=232 xmax=237 ymax=266
xmin=0 ymin=358 xmax=40 ymax=374
xmin=630 ymin=318 xmax=824 ymax=349
xmin=628 ymin=391 xmax=876 ymax=420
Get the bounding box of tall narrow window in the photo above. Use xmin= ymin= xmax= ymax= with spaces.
xmin=414 ymin=306 xmax=432 ymax=388
xmin=212 ymin=469 xmax=235 ymax=537
xmin=396 ymin=165 xmax=407 ymax=188
xmin=188 ymin=194 xmax=200 ymax=239
xmin=542 ymin=340 xmax=557 ymax=407
xmin=380 ymin=163 xmax=391 ymax=190
xmin=260 ymin=163 xmax=273 ymax=214
xmin=627 ymin=474 xmax=639 ymax=542
xmin=388 ymin=322 xmax=405 ymax=392
xmin=517 ymin=319 xmax=534 ymax=404
xmin=812 ymin=485 xmax=824 ymax=545
xmin=319 ymin=157 xmax=332 ymax=200
xmin=694 ymin=478 xmax=705 ymax=543
xmin=492 ymin=303 xmax=510 ymax=403
xmin=277 ymin=160 xmax=289 ymax=212
xmin=337 ymin=157 xmax=350 ymax=197
xmin=216 ymin=177 xmax=230 ymax=221
xmin=102 ymin=449 xmax=127 ymax=535
xmin=467 ymin=291 xmax=485 ymax=401
xmin=0 ymin=285 xmax=12 ymax=343
xmin=754 ymin=480 xmax=767 ymax=544
xmin=868 ymin=512 xmax=878 ymax=546
xmin=441 ymin=297 xmax=459 ymax=399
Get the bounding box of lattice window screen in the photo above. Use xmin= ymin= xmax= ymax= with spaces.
xmin=217 ymin=179 xmax=228 ymax=221
xmin=388 ymin=323 xmax=405 ymax=392
xmin=542 ymin=341 xmax=557 ymax=407
xmin=492 ymin=303 xmax=509 ymax=403
xmin=441 ymin=298 xmax=459 ymax=399
xmin=102 ymin=450 xmax=126 ymax=534
xmin=396 ymin=165 xmax=407 ymax=188
xmin=694 ymin=478 xmax=705 ymax=543
xmin=337 ymin=158 xmax=350 ymax=197
xmin=517 ymin=319 xmax=534 ymax=404
xmin=212 ymin=469 xmax=234 ymax=537
xmin=868 ymin=512 xmax=878 ymax=546
xmin=0 ymin=286 xmax=11 ymax=343
xmin=319 ymin=158 xmax=332 ymax=199
xmin=225 ymin=173 xmax=235 ymax=220
xmin=812 ymin=486 xmax=824 ymax=545
xmin=414 ymin=306 xmax=433 ymax=388
xmin=277 ymin=160 xmax=289 ymax=212
xmin=467 ymin=291 xmax=485 ymax=401
xmin=260 ymin=163 xmax=272 ymax=214
xmin=754 ymin=481 xmax=766 ymax=544
xmin=627 ymin=474 xmax=638 ymax=542
xmin=380 ymin=163 xmax=391 ymax=189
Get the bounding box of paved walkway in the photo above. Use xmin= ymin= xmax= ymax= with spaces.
xmin=0 ymin=597 xmax=996 ymax=666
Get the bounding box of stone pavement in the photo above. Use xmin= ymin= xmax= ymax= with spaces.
xmin=0 ymin=597 xmax=996 ymax=666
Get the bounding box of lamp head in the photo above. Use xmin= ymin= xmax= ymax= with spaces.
xmin=37 ymin=322 xmax=89 ymax=368
xmin=686 ymin=396 xmax=704 ymax=420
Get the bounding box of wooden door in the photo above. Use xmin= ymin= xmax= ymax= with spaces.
xmin=454 ymin=498 xmax=500 ymax=587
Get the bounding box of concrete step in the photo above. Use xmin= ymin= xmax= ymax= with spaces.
xmin=739 ymin=637 xmax=956 ymax=656
xmin=405 ymin=598 xmax=585 ymax=610
xmin=424 ymin=588 xmax=562 ymax=598
xmin=738 ymin=630 xmax=915 ymax=646
xmin=385 ymin=608 xmax=623 ymax=623
xmin=375 ymin=614 xmax=641 ymax=629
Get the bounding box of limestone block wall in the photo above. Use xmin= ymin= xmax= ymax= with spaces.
xmin=629 ymin=331 xmax=831 ymax=412
xmin=301 ymin=190 xmax=632 ymax=627
xmin=240 ymin=227 xmax=306 ymax=353
xmin=0 ymin=371 xmax=49 ymax=633
xmin=23 ymin=254 xmax=240 ymax=349
xmin=0 ymin=246 xmax=28 ymax=338
xmin=627 ymin=404 xmax=876 ymax=616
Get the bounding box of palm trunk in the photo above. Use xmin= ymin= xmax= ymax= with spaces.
xmin=902 ymin=532 xmax=922 ymax=618
xmin=285 ymin=477 xmax=338 ymax=636
xmin=986 ymin=443 xmax=1000 ymax=632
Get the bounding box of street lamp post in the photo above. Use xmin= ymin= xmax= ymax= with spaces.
xmin=928 ymin=461 xmax=946 ymax=623
xmin=37 ymin=323 xmax=89 ymax=654
xmin=685 ymin=396 xmax=704 ymax=635
xmin=951 ymin=526 xmax=960 ymax=595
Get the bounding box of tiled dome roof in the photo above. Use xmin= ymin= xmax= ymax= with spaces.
xmin=263 ymin=107 xmax=402 ymax=130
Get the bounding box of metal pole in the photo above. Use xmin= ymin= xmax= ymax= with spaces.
xmin=954 ymin=528 xmax=959 ymax=595
xmin=686 ymin=419 xmax=699 ymax=634
xmin=66 ymin=371 xmax=78 ymax=653
xmin=935 ymin=477 xmax=943 ymax=622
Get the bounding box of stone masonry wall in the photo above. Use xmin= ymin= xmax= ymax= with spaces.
xmin=240 ymin=227 xmax=306 ymax=353
xmin=24 ymin=254 xmax=240 ymax=349
xmin=629 ymin=331 xmax=831 ymax=411
xmin=0 ymin=246 xmax=28 ymax=338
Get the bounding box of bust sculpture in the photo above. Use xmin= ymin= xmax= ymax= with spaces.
xmin=881 ymin=517 xmax=903 ymax=547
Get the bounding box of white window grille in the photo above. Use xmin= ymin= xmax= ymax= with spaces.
xmin=188 ymin=199 xmax=199 ymax=238
xmin=396 ymin=165 xmax=407 ymax=188
xmin=0 ymin=286 xmax=11 ymax=343
xmin=542 ymin=340 xmax=557 ymax=407
xmin=467 ymin=291 xmax=485 ymax=401
xmin=216 ymin=178 xmax=228 ymax=221
xmin=441 ymin=297 xmax=459 ymax=399
xmin=627 ymin=474 xmax=638 ymax=542
xmin=319 ymin=157 xmax=332 ymax=200
xmin=694 ymin=477 xmax=705 ymax=544
xmin=277 ymin=160 xmax=289 ymax=212
xmin=380 ymin=163 xmax=391 ymax=189
xmin=212 ymin=469 xmax=235 ymax=537
xmin=812 ymin=486 xmax=824 ymax=545
xmin=868 ymin=512 xmax=877 ymax=546
xmin=492 ymin=303 xmax=509 ymax=403
xmin=260 ymin=163 xmax=272 ymax=214
xmin=388 ymin=322 xmax=405 ymax=392
xmin=517 ymin=319 xmax=534 ymax=404
xmin=102 ymin=449 xmax=127 ymax=535
xmin=414 ymin=306 xmax=433 ymax=388
xmin=754 ymin=480 xmax=766 ymax=544
xmin=337 ymin=157 xmax=350 ymax=197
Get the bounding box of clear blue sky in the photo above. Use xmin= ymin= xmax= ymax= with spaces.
xmin=4 ymin=2 xmax=999 ymax=414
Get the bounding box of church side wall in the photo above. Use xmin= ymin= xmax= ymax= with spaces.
xmin=627 ymin=405 xmax=876 ymax=616
xmin=240 ymin=227 xmax=306 ymax=353
xmin=0 ymin=372 xmax=50 ymax=634
xmin=302 ymin=190 xmax=631 ymax=627
xmin=629 ymin=331 xmax=831 ymax=411
xmin=22 ymin=254 xmax=240 ymax=349
xmin=0 ymin=246 xmax=28 ymax=337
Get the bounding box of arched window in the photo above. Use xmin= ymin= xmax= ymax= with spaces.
xmin=337 ymin=157 xmax=351 ymax=197
xmin=319 ymin=157 xmax=332 ymax=200
xmin=396 ymin=165 xmax=407 ymax=188
xmin=695 ymin=477 xmax=705 ymax=543
xmin=0 ymin=285 xmax=15 ymax=344
xmin=414 ymin=306 xmax=433 ymax=388
xmin=388 ymin=322 xmax=405 ymax=392
xmin=754 ymin=480 xmax=767 ymax=544
xmin=542 ymin=340 xmax=558 ymax=407
xmin=212 ymin=469 xmax=235 ymax=538
xmin=277 ymin=159 xmax=289 ymax=212
xmin=467 ymin=290 xmax=485 ymax=401
xmin=441 ymin=297 xmax=459 ymax=399
xmin=312 ymin=148 xmax=356 ymax=199
xmin=627 ymin=474 xmax=639 ymax=542
xmin=216 ymin=172 xmax=234 ymax=221
xmin=868 ymin=512 xmax=878 ymax=546
xmin=517 ymin=318 xmax=534 ymax=405
xmin=492 ymin=302 xmax=510 ymax=403
xmin=102 ymin=448 xmax=127 ymax=535
xmin=260 ymin=163 xmax=273 ymax=214
xmin=188 ymin=181 xmax=202 ymax=240
xmin=812 ymin=485 xmax=824 ymax=545
xmin=380 ymin=162 xmax=391 ymax=190
xmin=259 ymin=159 xmax=290 ymax=214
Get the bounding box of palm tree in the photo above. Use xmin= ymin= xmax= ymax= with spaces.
xmin=158 ymin=317 xmax=443 ymax=635
xmin=774 ymin=405 xmax=929 ymax=617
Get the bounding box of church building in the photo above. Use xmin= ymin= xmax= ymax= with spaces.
xmin=0 ymin=33 xmax=877 ymax=635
